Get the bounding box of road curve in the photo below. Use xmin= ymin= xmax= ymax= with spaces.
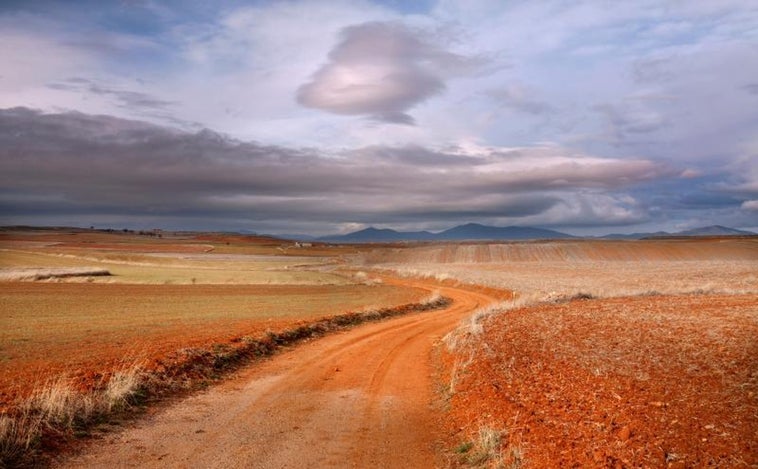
xmin=60 ymin=280 xmax=498 ymax=468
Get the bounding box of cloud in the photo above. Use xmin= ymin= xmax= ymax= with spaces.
xmin=48 ymin=78 xmax=175 ymax=111
xmin=44 ymin=77 xmax=202 ymax=130
xmin=533 ymin=192 xmax=650 ymax=228
xmin=742 ymin=200 xmax=758 ymax=211
xmin=594 ymin=98 xmax=668 ymax=141
xmin=0 ymin=26 xmax=95 ymax=97
xmin=0 ymin=108 xmax=677 ymax=232
xmin=296 ymin=21 xmax=473 ymax=124
xmin=487 ymin=84 xmax=552 ymax=115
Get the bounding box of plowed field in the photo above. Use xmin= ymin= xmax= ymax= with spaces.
xmin=444 ymin=294 xmax=758 ymax=467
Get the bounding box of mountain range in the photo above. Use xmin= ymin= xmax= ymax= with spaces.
xmin=275 ymin=223 xmax=755 ymax=243
xmin=316 ymin=223 xmax=576 ymax=243
xmin=602 ymin=225 xmax=755 ymax=240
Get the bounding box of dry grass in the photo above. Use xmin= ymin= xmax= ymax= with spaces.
xmin=0 ymin=413 xmax=40 ymax=464
xmin=24 ymin=362 xmax=145 ymax=426
xmin=0 ymin=362 xmax=145 ymax=467
xmin=352 ymin=270 xmax=384 ymax=286
xmin=444 ymin=294 xmax=544 ymax=354
xmin=455 ymin=425 xmax=523 ymax=469
xmin=420 ymin=290 xmax=443 ymax=305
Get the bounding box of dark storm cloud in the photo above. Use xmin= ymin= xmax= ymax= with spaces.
xmin=296 ymin=21 xmax=476 ymax=124
xmin=0 ymin=108 xmax=674 ymax=230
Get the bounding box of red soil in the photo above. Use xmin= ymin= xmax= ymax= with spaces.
xmin=444 ymin=294 xmax=758 ymax=467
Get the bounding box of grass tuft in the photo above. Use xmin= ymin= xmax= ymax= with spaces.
xmin=0 ymin=365 xmax=146 ymax=467
xmin=103 ymin=367 xmax=144 ymax=412
xmin=455 ymin=425 xmax=524 ymax=468
xmin=456 ymin=424 xmax=523 ymax=468
xmin=0 ymin=413 xmax=41 ymax=464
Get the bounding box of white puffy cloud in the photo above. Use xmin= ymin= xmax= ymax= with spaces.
xmin=297 ymin=21 xmax=474 ymax=124
xmin=508 ymin=192 xmax=650 ymax=229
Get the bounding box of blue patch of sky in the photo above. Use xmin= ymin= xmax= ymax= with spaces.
xmin=628 ymin=172 xmax=740 ymax=213
xmin=370 ymin=0 xmax=435 ymax=15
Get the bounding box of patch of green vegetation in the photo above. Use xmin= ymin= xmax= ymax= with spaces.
xmin=455 ymin=441 xmax=473 ymax=454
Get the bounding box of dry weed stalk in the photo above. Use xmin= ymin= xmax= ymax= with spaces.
xmin=0 ymin=413 xmax=42 ymax=464
xmin=457 ymin=424 xmax=523 ymax=468
xmin=421 ymin=290 xmax=443 ymax=305
xmin=0 ymin=363 xmax=145 ymax=466
xmin=443 ymin=302 xmax=520 ymax=394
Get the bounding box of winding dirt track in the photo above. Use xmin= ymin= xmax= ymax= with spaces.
xmin=61 ymin=280 xmax=497 ymax=468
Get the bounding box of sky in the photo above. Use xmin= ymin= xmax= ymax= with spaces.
xmin=0 ymin=0 xmax=757 ymax=236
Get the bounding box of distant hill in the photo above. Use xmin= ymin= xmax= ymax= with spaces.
xmin=602 ymin=225 xmax=755 ymax=240
xmin=601 ymin=231 xmax=669 ymax=240
xmin=318 ymin=223 xmax=756 ymax=243
xmin=271 ymin=233 xmax=317 ymax=242
xmin=318 ymin=223 xmax=574 ymax=243
xmin=318 ymin=227 xmax=434 ymax=243
xmin=673 ymin=225 xmax=755 ymax=237
xmin=435 ymin=223 xmax=574 ymax=241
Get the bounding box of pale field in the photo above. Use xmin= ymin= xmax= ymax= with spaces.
xmin=0 ymin=248 xmax=348 ymax=285
xmin=386 ymin=260 xmax=758 ymax=298
xmin=358 ymin=239 xmax=758 ymax=299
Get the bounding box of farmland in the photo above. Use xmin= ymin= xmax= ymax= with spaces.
xmin=358 ymin=238 xmax=758 ymax=467
xmin=0 ymin=228 xmax=426 ymax=405
xmin=1 ymin=227 xmax=757 ymax=467
xmin=0 ymin=282 xmax=424 ymax=403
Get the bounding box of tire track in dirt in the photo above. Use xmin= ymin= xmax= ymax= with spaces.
xmin=59 ymin=279 xmax=498 ymax=468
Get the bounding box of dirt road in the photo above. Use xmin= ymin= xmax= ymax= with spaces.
xmin=60 ymin=281 xmax=498 ymax=468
